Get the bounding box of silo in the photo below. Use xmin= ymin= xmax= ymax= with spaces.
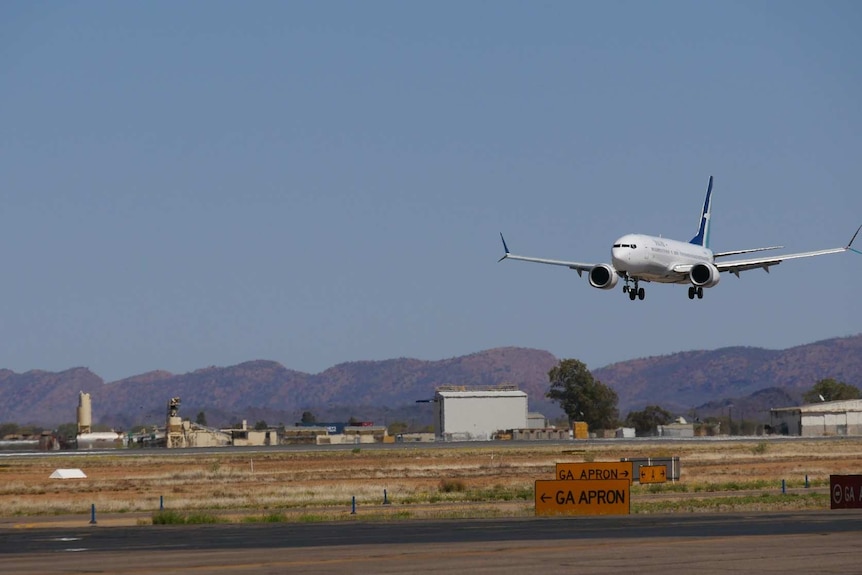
xmin=77 ymin=392 xmax=92 ymax=435
xmin=166 ymin=397 xmax=186 ymax=448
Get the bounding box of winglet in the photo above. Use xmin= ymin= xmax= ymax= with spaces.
xmin=498 ymin=233 xmax=510 ymax=262
xmin=689 ymin=176 xmax=713 ymax=248
xmin=848 ymin=224 xmax=862 ymax=255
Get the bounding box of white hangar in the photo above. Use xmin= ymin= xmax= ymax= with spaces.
xmin=433 ymin=386 xmax=528 ymax=441
xmin=769 ymin=399 xmax=862 ymax=437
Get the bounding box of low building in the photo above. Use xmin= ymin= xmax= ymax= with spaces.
xmin=769 ymin=399 xmax=862 ymax=437
xmin=227 ymin=421 xmax=279 ymax=446
xmin=316 ymin=426 xmax=388 ymax=445
xmin=527 ymin=412 xmax=548 ymax=429
xmin=657 ymin=423 xmax=695 ymax=438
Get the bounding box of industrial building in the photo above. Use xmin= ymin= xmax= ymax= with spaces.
xmin=163 ymin=397 xmax=231 ymax=448
xmin=433 ymin=385 xmax=528 ymax=441
xmin=76 ymin=392 xmax=125 ymax=449
xmin=769 ymin=399 xmax=862 ymax=437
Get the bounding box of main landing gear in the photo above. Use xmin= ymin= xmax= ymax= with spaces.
xmin=623 ymin=278 xmax=645 ymax=301
xmin=688 ymin=286 xmax=704 ymax=300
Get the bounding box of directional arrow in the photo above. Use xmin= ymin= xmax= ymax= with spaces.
xmin=541 ymin=493 xmax=552 ymax=503
xmin=639 ymin=465 xmax=667 ymax=484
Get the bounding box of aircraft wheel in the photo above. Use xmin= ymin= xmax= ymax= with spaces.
xmin=638 ymin=287 xmax=645 ymax=300
xmin=697 ymin=287 xmax=704 ymax=299
xmin=629 ymin=290 xmax=636 ymax=301
xmin=688 ymin=287 xmax=695 ymax=299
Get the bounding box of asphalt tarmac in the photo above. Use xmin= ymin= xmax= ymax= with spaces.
xmin=3 ymin=511 xmax=860 ymax=574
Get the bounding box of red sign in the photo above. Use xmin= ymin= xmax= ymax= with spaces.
xmin=830 ymin=475 xmax=862 ymax=509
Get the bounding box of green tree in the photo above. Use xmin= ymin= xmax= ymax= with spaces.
xmin=546 ymin=359 xmax=619 ymax=430
xmin=195 ymin=411 xmax=208 ymax=426
xmin=802 ymin=378 xmax=860 ymax=403
xmin=55 ymin=422 xmax=79 ymax=440
xmin=0 ymin=423 xmax=20 ymax=438
xmin=300 ymin=411 xmax=316 ymax=424
xmin=387 ymin=421 xmax=409 ymax=435
xmin=624 ymin=405 xmax=673 ymax=436
xmin=254 ymin=420 xmax=268 ymax=430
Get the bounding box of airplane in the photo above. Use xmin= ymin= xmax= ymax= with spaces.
xmin=498 ymin=176 xmax=861 ymax=301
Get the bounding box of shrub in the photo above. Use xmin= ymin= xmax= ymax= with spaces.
xmin=439 ymin=478 xmax=466 ymax=493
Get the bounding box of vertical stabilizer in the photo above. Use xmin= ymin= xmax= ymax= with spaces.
xmin=690 ymin=176 xmax=713 ymax=248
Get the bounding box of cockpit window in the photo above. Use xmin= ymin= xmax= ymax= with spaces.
xmin=631 ymin=244 xmax=636 ymax=249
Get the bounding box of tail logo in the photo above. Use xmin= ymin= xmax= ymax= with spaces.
xmin=690 ymin=176 xmax=713 ymax=248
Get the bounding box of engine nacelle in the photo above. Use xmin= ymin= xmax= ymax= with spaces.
xmin=589 ymin=264 xmax=619 ymax=290
xmin=689 ymin=262 xmax=721 ymax=288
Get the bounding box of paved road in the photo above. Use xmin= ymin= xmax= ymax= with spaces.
xmin=3 ymin=512 xmax=860 ymax=574
xmin=1 ymin=434 xmax=854 ymax=460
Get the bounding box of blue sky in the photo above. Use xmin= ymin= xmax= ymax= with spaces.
xmin=1 ymin=2 xmax=860 ymax=382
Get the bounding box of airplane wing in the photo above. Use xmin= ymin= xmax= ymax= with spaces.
xmin=715 ymin=225 xmax=861 ymax=278
xmin=713 ymin=245 xmax=783 ymax=258
xmin=498 ymin=234 xmax=594 ymax=276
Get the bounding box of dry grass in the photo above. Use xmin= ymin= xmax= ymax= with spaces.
xmin=1 ymin=438 xmax=860 ymax=520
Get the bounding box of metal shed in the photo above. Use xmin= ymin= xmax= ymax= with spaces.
xmin=434 ymin=386 xmax=528 ymax=441
xmin=769 ymin=399 xmax=862 ymax=437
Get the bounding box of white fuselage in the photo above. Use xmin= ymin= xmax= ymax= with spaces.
xmin=611 ymin=233 xmax=713 ymax=284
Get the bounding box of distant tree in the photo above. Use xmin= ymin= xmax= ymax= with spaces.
xmin=254 ymin=420 xmax=268 ymax=430
xmin=387 ymin=421 xmax=409 ymax=435
xmin=549 ymin=416 xmax=571 ymax=429
xmin=803 ymin=378 xmax=860 ymax=403
xmin=348 ymin=416 xmax=362 ymax=426
xmin=0 ymin=423 xmax=20 ymax=438
xmin=300 ymin=411 xmax=316 ymax=424
xmin=547 ymin=359 xmax=619 ymax=430
xmin=55 ymin=422 xmax=78 ymax=439
xmin=624 ymin=406 xmax=674 ymax=436
xmin=195 ymin=411 xmax=208 ymax=426
xmin=0 ymin=423 xmax=46 ymax=436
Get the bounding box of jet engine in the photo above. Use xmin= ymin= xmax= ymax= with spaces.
xmin=689 ymin=263 xmax=721 ymax=288
xmin=589 ymin=264 xmax=619 ymax=290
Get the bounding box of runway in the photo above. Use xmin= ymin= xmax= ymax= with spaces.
xmin=3 ymin=512 xmax=860 ymax=574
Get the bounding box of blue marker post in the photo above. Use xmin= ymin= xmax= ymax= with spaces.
xmin=351 ymin=496 xmax=356 ymax=515
xmin=383 ymin=489 xmax=390 ymax=505
xmin=160 ymin=495 xmax=164 ymax=510
xmin=805 ymin=475 xmax=810 ymax=489
xmin=89 ymin=503 xmax=97 ymax=525
xmin=781 ymin=479 xmax=786 ymax=495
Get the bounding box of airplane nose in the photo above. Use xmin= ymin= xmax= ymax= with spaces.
xmin=612 ymin=248 xmax=628 ymax=269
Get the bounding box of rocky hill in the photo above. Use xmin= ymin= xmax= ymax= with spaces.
xmin=0 ymin=336 xmax=859 ymax=429
xmin=593 ymin=334 xmax=862 ymax=416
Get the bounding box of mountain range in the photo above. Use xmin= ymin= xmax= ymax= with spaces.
xmin=1 ymin=335 xmax=859 ymax=430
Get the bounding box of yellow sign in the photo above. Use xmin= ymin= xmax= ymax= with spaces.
xmin=639 ymin=465 xmax=667 ymax=484
xmin=556 ymin=461 xmax=633 ymax=483
xmin=535 ymin=479 xmax=631 ymax=516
